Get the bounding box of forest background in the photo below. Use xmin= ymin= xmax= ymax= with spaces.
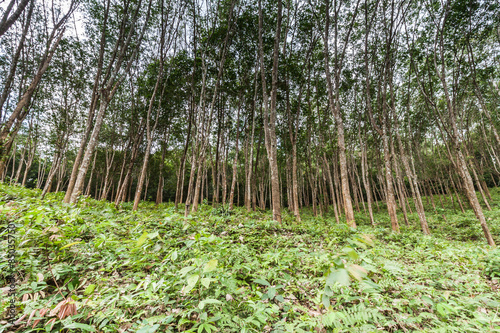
xmin=0 ymin=0 xmax=500 ymax=246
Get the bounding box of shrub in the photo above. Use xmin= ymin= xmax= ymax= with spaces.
xmin=484 ymin=248 xmax=500 ymax=279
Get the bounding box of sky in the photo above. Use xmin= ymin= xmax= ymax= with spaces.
xmin=0 ymin=0 xmax=87 ymax=39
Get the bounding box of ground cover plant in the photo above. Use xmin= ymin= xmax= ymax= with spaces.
xmin=1 ymin=184 xmax=499 ymax=332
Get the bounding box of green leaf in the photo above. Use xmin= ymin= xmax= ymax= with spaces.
xmin=60 ymin=241 xmax=81 ymax=250
xmin=171 ymin=251 xmax=178 ymax=261
xmin=198 ymin=323 xmax=216 ymax=333
xmin=436 ymin=303 xmax=447 ymax=317
xmin=342 ymin=247 xmax=359 ymax=260
xmin=333 ymin=257 xmax=344 ymax=267
xmin=147 ymin=231 xmax=159 ymax=239
xmin=136 ymin=324 xmax=160 ymax=333
xmin=146 ymin=315 xmax=167 ymax=324
xmin=183 ymin=274 xmax=199 ymax=294
xmin=324 ymin=285 xmax=333 ymax=297
xmin=253 ymin=278 xmax=271 ymax=286
xmin=360 ymin=279 xmax=380 ymax=293
xmin=198 ymin=298 xmax=222 ymax=309
xmin=201 ymin=277 xmax=213 ymax=288
xmin=267 ymin=287 xmax=276 ymax=299
xmin=349 ymin=239 xmax=368 ymax=249
xmin=203 ymin=259 xmax=218 ymax=273
xmin=35 ymin=215 xmax=44 ymax=225
xmin=322 ymin=294 xmax=331 ymax=308
xmin=137 ymin=231 xmax=149 ymax=247
xmin=359 ymin=234 xmax=375 ymax=246
xmin=178 ymin=266 xmax=195 ymax=277
xmin=422 ymin=296 xmax=434 ymax=305
xmin=84 ymin=284 xmax=96 ymax=295
xmin=63 ymin=323 xmax=96 ymax=331
xmin=326 ymin=268 xmax=350 ymax=287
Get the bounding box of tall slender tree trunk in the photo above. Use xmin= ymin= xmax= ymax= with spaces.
xmin=156 ymin=141 xmax=167 ymax=205
xmin=228 ymin=99 xmax=242 ymax=210
xmin=431 ymin=13 xmax=495 ymax=246
xmin=360 ymin=136 xmax=375 ymax=226
xmin=322 ymin=0 xmax=356 ymax=227
xmin=395 ymin=127 xmax=429 ymax=234
xmin=258 ymin=0 xmax=282 ymax=222
xmin=68 ymin=0 xmax=151 ymax=204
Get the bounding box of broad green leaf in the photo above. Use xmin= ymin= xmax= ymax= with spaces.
xmin=267 ymin=287 xmax=276 ymax=299
xmin=63 ymin=323 xmax=96 ymax=332
xmin=187 ymin=274 xmax=199 ymax=286
xmin=349 ymin=239 xmax=368 ymax=249
xmin=360 ymin=234 xmax=374 ymax=246
xmin=342 ymin=247 xmax=359 ymax=260
xmin=326 ymin=268 xmax=350 ymax=287
xmin=178 ymin=266 xmax=195 ymax=277
xmin=137 ymin=231 xmax=149 ymax=247
xmin=333 ymin=257 xmax=344 ymax=267
xmin=201 ymin=277 xmax=213 ymax=288
xmin=324 ymin=285 xmax=333 ymax=297
xmin=171 ymin=251 xmax=178 ymax=261
xmin=198 ymin=298 xmax=222 ymax=309
xmin=84 ymin=284 xmax=96 ymax=295
xmin=422 ymin=296 xmax=434 ymax=305
xmin=436 ymin=303 xmax=447 ymax=317
xmin=203 ymin=259 xmax=218 ymax=273
xmin=183 ymin=274 xmax=199 ymax=294
xmin=360 ymin=279 xmax=380 ymax=293
xmin=253 ymin=278 xmax=270 ymax=286
xmin=136 ymin=324 xmax=160 ymax=333
xmin=35 ymin=215 xmax=44 ymax=225
xmin=147 ymin=231 xmax=159 ymax=239
xmin=322 ymin=294 xmax=331 ymax=308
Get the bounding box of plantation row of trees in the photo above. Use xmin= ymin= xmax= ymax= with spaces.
xmin=0 ymin=0 xmax=499 ymax=245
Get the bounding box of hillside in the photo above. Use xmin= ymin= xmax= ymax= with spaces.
xmin=1 ymin=184 xmax=499 ymax=332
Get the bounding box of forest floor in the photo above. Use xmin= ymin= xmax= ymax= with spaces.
xmin=1 ymin=184 xmax=500 ymax=333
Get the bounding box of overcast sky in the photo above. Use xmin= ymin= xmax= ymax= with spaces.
xmin=0 ymin=0 xmax=86 ymax=39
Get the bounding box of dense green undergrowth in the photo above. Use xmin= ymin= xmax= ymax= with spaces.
xmin=1 ymin=184 xmax=500 ymax=332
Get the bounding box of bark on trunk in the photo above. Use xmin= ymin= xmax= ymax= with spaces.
xmin=258 ymin=0 xmax=282 ymax=222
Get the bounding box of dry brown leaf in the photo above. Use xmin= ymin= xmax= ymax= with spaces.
xmin=49 ymin=234 xmax=62 ymax=241
xmin=32 ymin=319 xmax=41 ymax=328
xmin=14 ymin=313 xmax=27 ymax=325
xmin=46 ymin=318 xmax=57 ymax=330
xmin=58 ymin=305 xmax=67 ymax=320
xmin=27 ymin=309 xmax=37 ymax=326
xmin=56 ymin=300 xmax=78 ymax=320
xmin=49 ymin=299 xmax=67 ymax=317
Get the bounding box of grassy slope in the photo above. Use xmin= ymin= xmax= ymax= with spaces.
xmin=1 ymin=184 xmax=499 ymax=333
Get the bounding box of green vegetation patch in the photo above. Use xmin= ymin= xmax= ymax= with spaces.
xmin=1 ymin=184 xmax=499 ymax=332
